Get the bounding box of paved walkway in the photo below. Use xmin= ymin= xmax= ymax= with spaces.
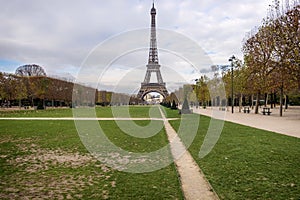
xmin=159 ymin=107 xmax=219 ymax=200
xmin=192 ymin=106 xmax=300 ymax=138
xmin=0 ymin=117 xmax=178 ymax=121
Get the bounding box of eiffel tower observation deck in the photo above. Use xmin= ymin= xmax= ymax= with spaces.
xmin=137 ymin=2 xmax=168 ymax=100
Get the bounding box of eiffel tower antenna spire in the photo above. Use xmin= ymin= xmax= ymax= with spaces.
xmin=137 ymin=2 xmax=168 ymax=100
xmin=148 ymin=0 xmax=158 ymax=64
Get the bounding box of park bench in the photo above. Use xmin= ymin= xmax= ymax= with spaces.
xmin=243 ymin=106 xmax=250 ymax=113
xmin=219 ymin=107 xmax=226 ymax=111
xmin=262 ymin=107 xmax=272 ymax=115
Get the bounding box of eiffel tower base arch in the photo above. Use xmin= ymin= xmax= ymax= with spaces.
xmin=137 ymin=83 xmax=168 ymax=100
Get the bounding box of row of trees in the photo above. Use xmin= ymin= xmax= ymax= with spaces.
xmin=188 ymin=0 xmax=299 ymax=116
xmin=0 ymin=72 xmax=146 ymax=108
xmin=97 ymin=90 xmax=143 ymax=106
xmin=0 ymin=73 xmax=79 ymax=108
xmin=242 ymin=0 xmax=299 ymax=116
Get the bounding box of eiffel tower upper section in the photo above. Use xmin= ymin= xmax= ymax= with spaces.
xmin=137 ymin=2 xmax=168 ymax=99
xmin=142 ymin=2 xmax=165 ymax=85
xmin=148 ymin=3 xmax=159 ymax=65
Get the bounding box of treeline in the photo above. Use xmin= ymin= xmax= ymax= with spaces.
xmin=0 ymin=72 xmax=141 ymax=108
xmin=96 ymin=90 xmax=143 ymax=106
xmin=242 ymin=0 xmax=299 ymax=115
xmin=0 ymin=73 xmax=89 ymax=108
xmin=189 ymin=0 xmax=299 ymax=116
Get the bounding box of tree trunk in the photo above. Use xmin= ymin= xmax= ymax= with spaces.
xmin=19 ymin=99 xmax=22 ymax=108
xmin=266 ymin=93 xmax=269 ymax=107
xmin=239 ymin=94 xmax=243 ymax=112
xmin=274 ymin=93 xmax=277 ymax=108
xmin=43 ymin=99 xmax=46 ymax=109
xmin=255 ymin=93 xmax=259 ymax=114
xmin=251 ymin=94 xmax=254 ymax=108
xmin=31 ymin=97 xmax=34 ymax=107
xmin=279 ymin=86 xmax=283 ymax=117
xmin=285 ymin=95 xmax=288 ymax=110
xmin=270 ymin=93 xmax=273 ymax=108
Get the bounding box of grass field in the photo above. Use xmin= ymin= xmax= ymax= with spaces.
xmin=0 ymin=105 xmax=179 ymax=119
xmin=167 ymin=109 xmax=300 ymax=200
xmin=0 ymin=108 xmax=73 ymax=117
xmin=0 ymin=106 xmax=165 ymax=118
xmin=0 ymin=107 xmax=183 ymax=199
xmin=1 ymin=106 xmax=299 ymax=199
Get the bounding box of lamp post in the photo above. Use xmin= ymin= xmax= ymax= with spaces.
xmin=228 ymin=55 xmax=236 ymax=113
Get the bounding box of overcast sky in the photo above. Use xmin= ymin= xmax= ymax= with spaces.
xmin=0 ymin=0 xmax=272 ymax=92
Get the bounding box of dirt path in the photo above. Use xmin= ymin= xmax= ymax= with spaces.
xmin=159 ymin=107 xmax=219 ymax=200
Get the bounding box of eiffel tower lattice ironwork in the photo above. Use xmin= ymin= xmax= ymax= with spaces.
xmin=137 ymin=3 xmax=168 ymax=100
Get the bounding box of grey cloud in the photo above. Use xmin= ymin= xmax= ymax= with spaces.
xmin=0 ymin=0 xmax=271 ymax=92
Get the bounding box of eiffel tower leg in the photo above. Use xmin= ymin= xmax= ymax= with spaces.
xmin=156 ymin=71 xmax=163 ymax=84
xmin=144 ymin=70 xmax=151 ymax=83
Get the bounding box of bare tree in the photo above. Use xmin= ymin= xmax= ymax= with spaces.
xmin=15 ymin=64 xmax=46 ymax=77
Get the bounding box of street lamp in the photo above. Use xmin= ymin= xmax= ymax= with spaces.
xmin=228 ymin=55 xmax=236 ymax=113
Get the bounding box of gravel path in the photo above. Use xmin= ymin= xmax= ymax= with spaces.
xmin=0 ymin=117 xmax=178 ymax=121
xmin=159 ymin=107 xmax=219 ymax=200
xmin=192 ymin=106 xmax=300 ymax=138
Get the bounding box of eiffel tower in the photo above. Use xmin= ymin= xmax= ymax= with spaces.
xmin=137 ymin=2 xmax=168 ymax=100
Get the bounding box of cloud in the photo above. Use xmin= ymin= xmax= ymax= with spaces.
xmin=173 ymin=0 xmax=271 ymax=62
xmin=0 ymin=0 xmax=272 ymax=92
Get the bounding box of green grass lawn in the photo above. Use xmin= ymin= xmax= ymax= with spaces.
xmin=0 ymin=108 xmax=73 ymax=117
xmin=101 ymin=120 xmax=166 ymax=152
xmin=0 ymin=120 xmax=183 ymax=199
xmin=0 ymin=106 xmax=162 ymax=118
xmin=159 ymin=106 xmax=181 ymax=118
xmin=2 ymin=106 xmax=298 ymax=199
xmin=169 ymin=113 xmax=300 ymax=200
